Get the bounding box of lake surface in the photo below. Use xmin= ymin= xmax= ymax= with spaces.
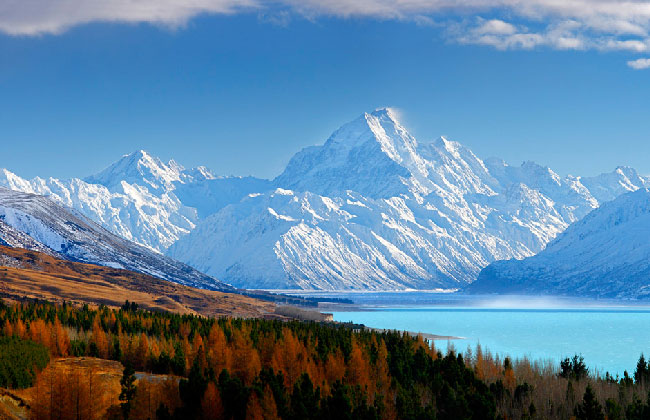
xmin=301 ymin=292 xmax=650 ymax=377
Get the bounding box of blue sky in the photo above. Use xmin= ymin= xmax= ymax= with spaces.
xmin=1 ymin=1 xmax=650 ymax=180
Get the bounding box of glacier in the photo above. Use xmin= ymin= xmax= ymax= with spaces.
xmin=2 ymin=108 xmax=648 ymax=290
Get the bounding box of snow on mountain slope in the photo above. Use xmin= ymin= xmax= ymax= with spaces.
xmin=0 ymin=151 xmax=269 ymax=252
xmin=275 ymin=109 xmax=427 ymax=198
xmin=170 ymin=188 xmax=466 ymax=290
xmin=169 ymin=108 xmax=645 ymax=290
xmin=483 ymin=159 xmax=599 ymax=223
xmin=0 ymin=219 xmax=60 ymax=257
xmin=471 ymin=189 xmax=650 ymax=298
xmin=0 ymin=187 xmax=231 ymax=291
xmin=84 ymin=149 xmax=185 ymax=191
xmin=580 ymin=166 xmax=650 ymax=203
xmin=174 ymin=176 xmax=273 ymax=219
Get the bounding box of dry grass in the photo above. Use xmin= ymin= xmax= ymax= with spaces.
xmin=0 ymin=246 xmax=275 ymax=319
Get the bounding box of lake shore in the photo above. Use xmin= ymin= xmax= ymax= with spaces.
xmin=365 ymin=327 xmax=462 ymax=341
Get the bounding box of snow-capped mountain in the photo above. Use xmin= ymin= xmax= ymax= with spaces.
xmin=471 ymin=189 xmax=650 ymax=298
xmin=0 ymin=150 xmax=268 ymax=252
xmin=0 ymin=187 xmax=231 ymax=291
xmin=168 ymin=108 xmax=649 ymax=290
xmin=2 ymin=108 xmax=649 ymax=291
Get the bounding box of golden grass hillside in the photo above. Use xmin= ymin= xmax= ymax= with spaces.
xmin=0 ymin=246 xmax=275 ymax=319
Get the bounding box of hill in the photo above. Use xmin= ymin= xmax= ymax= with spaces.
xmin=0 ymin=245 xmax=274 ymax=318
xmin=0 ymin=187 xmax=231 ymax=291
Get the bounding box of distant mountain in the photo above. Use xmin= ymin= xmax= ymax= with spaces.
xmin=168 ymin=108 xmax=649 ymax=290
xmin=2 ymin=108 xmax=649 ymax=291
xmin=471 ymin=189 xmax=650 ymax=299
xmin=0 ymin=151 xmax=269 ymax=252
xmin=0 ymin=187 xmax=231 ymax=291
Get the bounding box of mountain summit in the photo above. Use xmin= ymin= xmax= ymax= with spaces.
xmin=85 ymin=150 xmax=183 ymax=191
xmin=275 ymin=108 xmax=426 ymax=198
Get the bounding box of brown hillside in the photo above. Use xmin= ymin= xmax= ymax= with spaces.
xmin=0 ymin=246 xmax=275 ymax=318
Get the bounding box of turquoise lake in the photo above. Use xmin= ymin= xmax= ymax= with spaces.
xmin=311 ymin=293 xmax=650 ymax=377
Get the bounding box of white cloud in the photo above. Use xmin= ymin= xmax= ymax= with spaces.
xmin=258 ymin=11 xmax=292 ymax=27
xmin=0 ymin=0 xmax=257 ymax=36
xmin=475 ymin=19 xmax=518 ymax=35
xmin=454 ymin=17 xmax=588 ymax=51
xmin=602 ymin=38 xmax=650 ymax=51
xmin=2 ymin=0 xmax=650 ymax=37
xmin=627 ymin=57 xmax=650 ymax=68
xmin=2 ymin=0 xmax=650 ymax=66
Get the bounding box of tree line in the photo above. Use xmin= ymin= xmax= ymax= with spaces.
xmin=4 ymin=298 xmax=650 ymax=419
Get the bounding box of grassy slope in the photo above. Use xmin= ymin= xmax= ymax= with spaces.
xmin=0 ymin=246 xmax=275 ymax=319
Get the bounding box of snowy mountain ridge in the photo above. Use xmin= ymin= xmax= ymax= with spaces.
xmin=0 ymin=187 xmax=231 ymax=291
xmin=471 ymin=188 xmax=650 ymax=298
xmin=2 ymin=108 xmax=649 ymax=290
xmin=0 ymin=150 xmax=265 ymax=252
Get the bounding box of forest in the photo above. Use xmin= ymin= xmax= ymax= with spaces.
xmin=2 ymin=298 xmax=650 ymax=420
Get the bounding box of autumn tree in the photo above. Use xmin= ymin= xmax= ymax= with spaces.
xmin=245 ymin=392 xmax=264 ymax=420
xmin=201 ymin=382 xmax=224 ymax=420
xmin=135 ymin=333 xmax=149 ymax=371
xmin=91 ymin=317 xmax=109 ymax=359
xmin=231 ymin=328 xmax=262 ymax=385
xmin=207 ymin=323 xmax=230 ymax=374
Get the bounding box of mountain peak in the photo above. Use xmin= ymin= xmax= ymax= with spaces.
xmin=126 ymin=149 xmax=149 ymax=158
xmin=368 ymin=107 xmax=399 ymax=121
xmin=274 ymin=108 xmax=422 ymax=197
xmin=85 ymin=149 xmax=182 ymax=191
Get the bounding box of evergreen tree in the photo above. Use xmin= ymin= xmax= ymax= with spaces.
xmin=119 ymin=362 xmax=137 ymax=419
xmin=605 ymin=398 xmax=624 ymax=420
xmin=0 ymin=336 xmax=49 ymax=389
xmin=634 ymin=354 xmax=650 ymax=385
xmin=560 ymin=354 xmax=588 ymax=380
xmin=177 ymin=359 xmax=208 ymax=419
xmin=575 ymin=385 xmax=604 ymax=420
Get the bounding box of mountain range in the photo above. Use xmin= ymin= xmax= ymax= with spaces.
xmin=471 ymin=188 xmax=650 ymax=298
xmin=2 ymin=108 xmax=648 ymax=291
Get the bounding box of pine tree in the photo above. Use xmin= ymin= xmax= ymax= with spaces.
xmin=635 ymin=354 xmax=649 ymax=385
xmin=120 ymin=362 xmax=138 ymax=419
xmin=575 ymin=385 xmax=605 ymax=420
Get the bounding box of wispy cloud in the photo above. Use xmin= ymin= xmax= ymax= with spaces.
xmin=453 ymin=18 xmax=587 ymax=51
xmin=3 ymin=0 xmax=650 ymax=65
xmin=627 ymin=57 xmax=650 ymax=68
